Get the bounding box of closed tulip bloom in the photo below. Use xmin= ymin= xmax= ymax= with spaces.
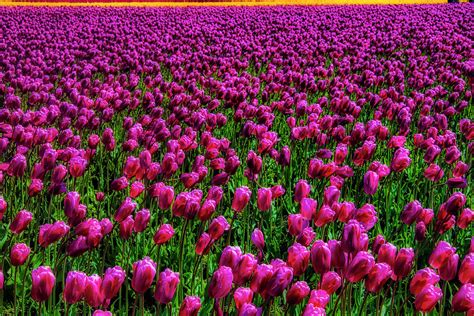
xmin=365 ymin=263 xmax=392 ymax=293
xmin=232 ymin=187 xmax=252 ymax=212
xmin=208 ymin=266 xmax=233 ymax=299
xmin=320 ymin=271 xmax=341 ymax=295
xmin=377 ymin=243 xmax=397 ymax=268
xmin=294 ymin=180 xmax=311 ymax=203
xmin=363 ymin=170 xmax=379 ymax=195
xmin=132 ymin=257 xmax=156 ymax=293
xmin=445 ymin=145 xmax=461 ymax=164
xmin=308 ymin=289 xmax=330 ymax=308
xmin=179 ymin=296 xmax=201 ymax=316
xmin=414 ymin=284 xmax=443 ymax=312
xmin=393 ymin=248 xmax=415 ymax=280
xmin=445 ymin=192 xmax=466 ymax=215
xmin=10 ymin=210 xmax=33 ymax=234
xmin=267 ymin=265 xmax=293 ymax=298
xmin=208 ymin=216 xmax=230 ymax=240
xmin=219 ymin=246 xmax=242 ymax=270
xmin=409 ymin=268 xmax=440 ymax=295
xmin=345 ymin=251 xmax=375 ymax=283
xmin=424 ymin=164 xmax=444 ymax=182
xmin=31 ymin=266 xmax=56 ymax=302
xmin=114 ymin=197 xmax=137 ymax=223
xmin=447 ymin=177 xmax=467 ymax=189
xmin=328 ymin=239 xmax=346 ymax=269
xmin=154 ymin=224 xmax=175 ymax=245
xmin=439 ymin=253 xmax=459 ymax=281
xmin=28 ymin=179 xmax=43 ymax=197
xmin=270 ymin=185 xmax=285 ymax=200
xmin=372 ymin=235 xmax=386 ymax=254
xmin=69 ymin=157 xmax=87 ymax=178
xmin=119 ymin=216 xmax=134 ymax=240
xmin=391 ymin=147 xmax=411 ymax=172
xmin=452 ymin=283 xmax=474 ymax=312
xmin=337 ymin=201 xmax=355 ymax=223
xmin=429 ymin=241 xmax=456 ymax=269
xmin=133 ymin=209 xmax=150 ymax=233
xmin=10 ymin=243 xmax=30 ymax=266
xmin=311 ymin=240 xmax=331 ymax=275
xmin=355 ymin=204 xmax=378 ymax=230
xmin=300 ymin=198 xmax=317 ymax=220
xmin=341 ymin=220 xmax=366 ymax=254
xmin=130 ymin=181 xmax=145 ymax=198
xmin=238 ymin=303 xmax=261 ymax=316
xmin=63 ymin=271 xmax=87 ymax=304
xmin=154 ymin=268 xmax=180 ymax=304
xmin=95 ymin=192 xmax=105 ymax=202
xmin=195 ymin=233 xmax=212 ymax=256
xmin=0 ymin=197 xmax=7 ymax=221
xmin=415 ymin=222 xmax=426 ymax=241
xmin=110 ymin=176 xmax=129 ymax=191
xmin=400 ymin=200 xmax=423 ymax=225
xmin=315 ymin=205 xmax=335 ymax=227
xmin=84 ymin=274 xmax=103 ymax=308
xmin=459 ymin=253 xmax=474 ymax=284
xmin=302 ymin=304 xmax=326 ymax=315
xmin=234 ymin=287 xmax=253 ymax=310
xmin=157 ymin=186 xmax=174 ymax=210
xmin=198 ymin=199 xmax=216 ymax=221
xmin=424 ymin=145 xmax=442 ymax=163
xmin=257 ymin=188 xmax=272 ymax=211
xmin=297 ymin=226 xmax=316 ymax=247
xmin=234 ymin=254 xmax=258 ymax=285
xmin=38 ymin=221 xmax=70 ymax=248
xmin=102 ymin=266 xmax=126 ymax=300
xmin=288 ymin=214 xmax=309 ymax=237
xmin=286 ymin=281 xmax=310 ymax=305
xmin=64 ymin=191 xmax=80 ymax=219
xmin=251 ymin=228 xmax=265 ymax=251
xmin=7 ymin=153 xmax=27 ymax=177
xmin=287 ymin=243 xmax=310 ymax=276
xmin=0 ymin=270 xmax=3 ymax=290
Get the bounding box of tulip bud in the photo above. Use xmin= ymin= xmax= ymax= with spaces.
xmin=208 ymin=266 xmax=233 ymax=299
xmin=208 ymin=216 xmax=230 ymax=241
xmin=154 ymin=224 xmax=175 ymax=245
xmin=31 ymin=266 xmax=56 ymax=302
xmin=10 ymin=210 xmax=33 ymax=234
xmin=154 ymin=269 xmax=180 ymax=304
xmin=429 ymin=241 xmax=456 ymax=269
xmin=83 ymin=274 xmax=103 ymax=308
xmin=308 ymin=289 xmax=330 ymax=308
xmin=251 ymin=228 xmax=265 ymax=251
xmin=102 ymin=266 xmax=126 ymax=300
xmin=39 ymin=221 xmax=70 ymax=248
xmin=320 ymin=271 xmax=341 ymax=295
xmin=257 ymin=188 xmax=272 ymax=212
xmin=287 ymin=243 xmax=310 ymax=276
xmin=63 ymin=271 xmax=87 ymax=304
xmin=365 ymin=263 xmax=392 ymax=293
xmin=452 ymin=283 xmax=474 ymax=312
xmin=439 ymin=253 xmax=459 ymax=281
xmin=28 ymin=179 xmax=43 ymax=197
xmin=286 ymin=281 xmax=310 ymax=305
xmin=377 ymin=243 xmax=397 ymax=268
xmin=119 ymin=216 xmax=134 ymax=240
xmin=409 ymin=268 xmax=440 ymax=295
xmin=345 ymin=251 xmax=375 ymax=283
xmin=179 ymin=296 xmax=201 ymax=316
xmin=267 ymin=265 xmax=293 ymax=298
xmin=234 ymin=287 xmax=253 ymax=310
xmin=400 ymin=200 xmax=423 ymax=225
xmin=414 ymin=284 xmax=442 ymax=312
xmin=10 ymin=243 xmax=30 ymax=266
xmin=294 ymin=180 xmax=311 ymax=203
xmin=363 ymin=170 xmax=379 ymax=195
xmin=132 ymin=257 xmax=156 ymax=293
xmin=133 ymin=209 xmax=150 ymax=233
xmin=114 ymin=197 xmax=137 ymax=223
xmin=393 ymin=248 xmax=415 ymax=280
xmin=0 ymin=197 xmax=7 ymax=221
xmin=232 ymin=187 xmax=252 ymax=213
xmin=311 ymin=241 xmax=331 ymax=275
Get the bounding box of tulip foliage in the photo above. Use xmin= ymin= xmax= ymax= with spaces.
xmin=0 ymin=4 xmax=472 ymax=316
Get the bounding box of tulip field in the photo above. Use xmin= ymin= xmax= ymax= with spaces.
xmin=0 ymin=4 xmax=473 ymax=316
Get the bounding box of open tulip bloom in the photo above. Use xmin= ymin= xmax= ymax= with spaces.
xmin=0 ymin=4 xmax=472 ymax=316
